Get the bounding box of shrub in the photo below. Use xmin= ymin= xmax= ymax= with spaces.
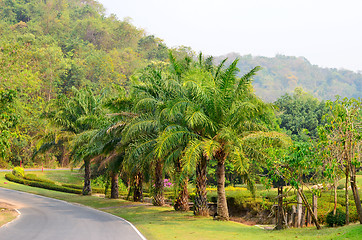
xmin=5 ymin=173 xmax=82 ymax=194
xmin=12 ymin=167 xmax=25 ymax=178
xmin=326 ymin=209 xmax=346 ymax=227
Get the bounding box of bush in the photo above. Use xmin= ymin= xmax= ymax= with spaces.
xmin=326 ymin=209 xmax=346 ymax=227
xmin=12 ymin=167 xmax=25 ymax=178
xmin=5 ymin=173 xmax=82 ymax=194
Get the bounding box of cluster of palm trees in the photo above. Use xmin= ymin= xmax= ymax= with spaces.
xmin=38 ymin=52 xmax=288 ymax=220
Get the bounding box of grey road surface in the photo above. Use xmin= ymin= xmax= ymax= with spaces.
xmin=0 ymin=188 xmax=146 ymax=240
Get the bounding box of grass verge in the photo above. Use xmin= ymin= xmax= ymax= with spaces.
xmin=0 ymin=171 xmax=361 ymax=240
xmin=0 ymin=202 xmax=19 ymax=227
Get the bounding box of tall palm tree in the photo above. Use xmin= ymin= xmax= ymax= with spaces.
xmin=45 ymin=87 xmax=109 ymax=195
xmin=156 ymin=53 xmax=289 ymax=220
xmin=122 ymin=62 xmax=189 ymax=206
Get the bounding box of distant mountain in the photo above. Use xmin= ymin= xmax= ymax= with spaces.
xmin=215 ymin=53 xmax=362 ymax=102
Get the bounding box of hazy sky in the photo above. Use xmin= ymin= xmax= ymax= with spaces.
xmin=98 ymin=0 xmax=362 ymax=72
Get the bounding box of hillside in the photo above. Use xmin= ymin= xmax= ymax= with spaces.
xmin=215 ymin=53 xmax=362 ymax=102
xmin=0 ymin=0 xmax=169 ymax=166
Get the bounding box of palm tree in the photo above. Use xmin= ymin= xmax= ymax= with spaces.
xmin=156 ymin=53 xmax=289 ymax=220
xmin=45 ymin=87 xmax=109 ymax=195
xmin=122 ymin=62 xmax=189 ymax=206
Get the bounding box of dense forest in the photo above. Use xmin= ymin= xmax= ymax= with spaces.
xmin=0 ymin=0 xmax=173 ymax=167
xmin=215 ymin=53 xmax=362 ymax=101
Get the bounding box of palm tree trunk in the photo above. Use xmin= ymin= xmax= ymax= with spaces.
xmin=215 ymin=151 xmax=229 ymax=221
xmin=194 ymin=155 xmax=209 ymax=216
xmin=153 ymin=159 xmax=164 ymax=206
xmin=174 ymin=177 xmax=189 ymax=211
xmin=82 ymin=159 xmax=92 ymax=195
xmin=110 ymin=172 xmax=119 ymax=199
xmin=174 ymin=159 xmax=189 ymax=211
xmin=133 ymin=172 xmax=143 ymax=202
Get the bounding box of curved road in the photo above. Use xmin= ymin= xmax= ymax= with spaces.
xmin=0 ymin=188 xmax=146 ymax=240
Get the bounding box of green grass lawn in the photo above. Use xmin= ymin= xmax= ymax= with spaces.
xmin=35 ymin=170 xmax=84 ymax=185
xmin=1 ymin=171 xmax=361 ymax=240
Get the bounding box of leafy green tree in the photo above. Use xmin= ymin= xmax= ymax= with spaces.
xmin=44 ymin=87 xmax=109 ymax=194
xmin=322 ymin=97 xmax=362 ymax=224
xmin=275 ymin=87 xmax=328 ymax=140
xmin=264 ymin=141 xmax=322 ymax=229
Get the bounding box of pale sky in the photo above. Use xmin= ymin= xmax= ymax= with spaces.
xmin=98 ymin=0 xmax=362 ymax=72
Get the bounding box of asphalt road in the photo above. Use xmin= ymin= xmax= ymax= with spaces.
xmin=0 ymin=188 xmax=146 ymax=240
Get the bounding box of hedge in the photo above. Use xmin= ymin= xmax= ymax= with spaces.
xmin=5 ymin=173 xmax=82 ymax=194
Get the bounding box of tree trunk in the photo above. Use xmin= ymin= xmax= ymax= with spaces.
xmin=275 ymin=186 xmax=285 ymax=230
xmin=350 ymin=171 xmax=362 ymax=223
xmin=297 ymin=188 xmax=321 ymax=230
xmin=306 ymin=207 xmax=311 ymax=226
xmin=300 ymin=206 xmax=306 ymax=228
xmin=174 ymin=159 xmax=189 ymax=211
xmin=345 ymin=172 xmax=350 ymax=225
xmin=291 ymin=205 xmax=297 ymax=227
xmin=297 ymin=190 xmax=302 ymax=228
xmin=57 ymin=143 xmax=67 ymax=167
xmin=110 ymin=172 xmax=119 ymax=199
xmin=153 ymin=159 xmax=164 ymax=206
xmin=174 ymin=177 xmax=189 ymax=211
xmin=82 ymin=160 xmax=92 ymax=195
xmin=333 ymin=179 xmax=337 ymax=216
xmin=215 ymin=151 xmax=229 ymax=221
xmin=133 ymin=172 xmax=143 ymax=202
xmin=312 ymin=194 xmax=317 ymax=224
xmin=194 ymin=155 xmax=209 ymax=216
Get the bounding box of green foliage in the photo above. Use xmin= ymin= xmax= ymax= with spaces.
xmin=12 ymin=167 xmax=24 ymax=178
xmin=275 ymin=88 xmax=328 ymax=140
xmin=0 ymin=0 xmax=170 ymax=167
xmin=0 ymin=89 xmax=18 ymax=160
xmin=263 ymin=140 xmax=322 ymax=189
xmin=326 ymin=209 xmax=346 ymax=227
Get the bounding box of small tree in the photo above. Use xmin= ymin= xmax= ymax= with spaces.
xmin=265 ymin=141 xmax=322 ymax=230
xmin=322 ymin=97 xmax=362 ymax=224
